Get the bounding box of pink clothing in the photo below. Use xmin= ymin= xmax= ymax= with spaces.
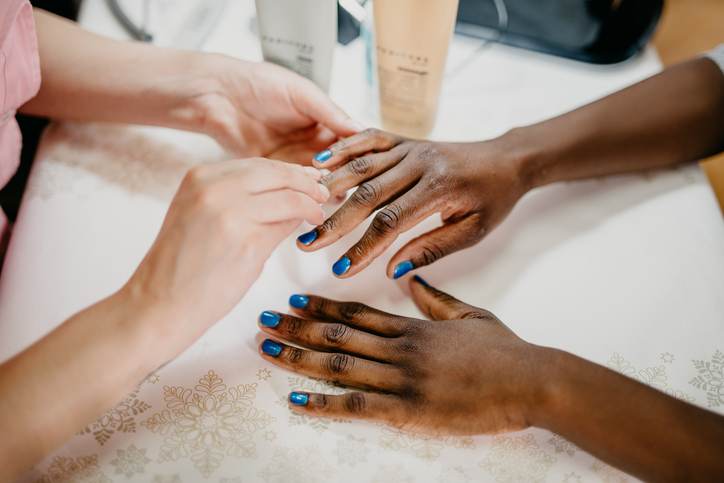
xmin=0 ymin=0 xmax=40 ymax=252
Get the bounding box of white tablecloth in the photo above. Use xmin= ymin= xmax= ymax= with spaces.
xmin=1 ymin=1 xmax=723 ymax=482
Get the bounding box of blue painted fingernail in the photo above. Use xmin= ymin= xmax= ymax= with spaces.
xmin=393 ymin=260 xmax=415 ymax=279
xmin=297 ymin=229 xmax=318 ymax=246
xmin=314 ymin=149 xmax=332 ymax=163
xmin=289 ymin=392 xmax=309 ymax=406
xmin=289 ymin=294 xmax=309 ymax=309
xmin=413 ymin=275 xmax=430 ymax=287
xmin=332 ymin=256 xmax=351 ymax=276
xmin=261 ymin=339 xmax=283 ymax=357
xmin=259 ymin=311 xmax=281 ymax=328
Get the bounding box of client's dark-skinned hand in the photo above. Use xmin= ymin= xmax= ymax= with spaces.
xmin=296 ymin=129 xmax=528 ymax=279
xmin=257 ymin=276 xmax=548 ymax=435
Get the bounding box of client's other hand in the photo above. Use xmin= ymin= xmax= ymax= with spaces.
xmin=297 ymin=129 xmax=527 ymax=278
xmin=257 ymin=276 xmax=549 ymax=435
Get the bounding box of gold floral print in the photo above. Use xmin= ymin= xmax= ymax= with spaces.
xmin=607 ymin=353 xmax=695 ymax=403
xmin=151 ymin=474 xmax=182 ymax=483
xmin=336 ymin=435 xmax=369 ymax=466
xmin=660 ymin=352 xmax=674 ymax=364
xmin=109 ymin=444 xmax=151 ymax=478
xmin=258 ymin=447 xmax=335 ymax=483
xmin=142 ymin=370 xmax=274 ymax=478
xmin=590 ymin=459 xmax=631 ymax=483
xmin=479 ymin=434 xmax=555 ymax=483
xmin=436 ymin=465 xmax=475 ymax=483
xmin=690 ymin=349 xmax=724 ymax=407
xmin=371 ymin=464 xmax=415 ymax=483
xmin=378 ymin=428 xmax=475 ymax=461
xmin=81 ymin=389 xmax=151 ymax=445
xmin=562 ymin=472 xmax=583 ymax=483
xmin=547 ymin=434 xmax=578 ymax=457
xmin=256 ymin=368 xmax=272 ymax=381
xmin=35 ymin=455 xmax=110 ymax=483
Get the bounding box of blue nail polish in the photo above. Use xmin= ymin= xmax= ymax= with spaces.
xmin=261 ymin=339 xmax=283 ymax=357
xmin=289 ymin=294 xmax=309 ymax=309
xmin=259 ymin=311 xmax=281 ymax=328
xmin=332 ymin=256 xmax=351 ymax=276
xmin=297 ymin=230 xmax=318 ymax=246
xmin=289 ymin=392 xmax=309 ymax=406
xmin=314 ymin=149 xmax=332 ymax=163
xmin=393 ymin=260 xmax=415 ymax=279
xmin=413 ymin=275 xmax=430 ymax=287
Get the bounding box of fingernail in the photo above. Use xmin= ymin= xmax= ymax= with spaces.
xmin=314 ymin=149 xmax=332 ymax=163
xmin=318 ymin=183 xmax=330 ymax=200
xmin=289 ymin=294 xmax=309 ymax=309
xmin=259 ymin=311 xmax=281 ymax=328
xmin=261 ymin=339 xmax=283 ymax=357
xmin=413 ymin=275 xmax=430 ymax=287
xmin=289 ymin=392 xmax=309 ymax=406
xmin=297 ymin=230 xmax=318 ymax=246
xmin=393 ymin=260 xmax=415 ymax=279
xmin=332 ymin=256 xmax=351 ymax=276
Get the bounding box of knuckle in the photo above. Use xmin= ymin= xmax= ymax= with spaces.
xmin=322 ymin=323 xmax=352 ymax=347
xmin=348 ymin=157 xmax=373 ymax=177
xmin=318 ymin=215 xmax=338 ymax=234
xmin=459 ymin=309 xmax=496 ymax=321
xmin=350 ymin=182 xmax=381 ymax=208
xmin=184 ymin=165 xmax=206 ymax=188
xmin=396 ymin=336 xmax=421 ymax=355
xmin=418 ymin=244 xmax=445 ymax=266
xmin=324 ymin=353 xmax=354 ymax=375
xmin=286 ymin=347 xmax=305 ymax=364
xmin=338 ymin=301 xmax=367 ymax=321
xmin=370 ymin=204 xmax=403 ymax=235
xmin=285 ymin=317 xmax=304 ymax=337
xmin=344 ymin=392 xmax=367 ymax=414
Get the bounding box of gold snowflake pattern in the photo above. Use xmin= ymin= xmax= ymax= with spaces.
xmin=35 ymin=455 xmax=110 ymax=483
xmin=379 ymin=427 xmax=474 ymax=461
xmin=110 ymin=444 xmax=151 ymax=478
xmin=151 ymin=475 xmax=182 ymax=483
xmin=607 ymin=353 xmax=695 ymax=403
xmin=479 ymin=434 xmax=555 ymax=483
xmin=142 ymin=370 xmax=274 ymax=478
xmin=80 ymin=390 xmax=151 ymax=445
xmin=371 ymin=464 xmax=415 ymax=483
xmin=660 ymin=352 xmax=674 ymax=364
xmin=562 ymin=472 xmax=583 ymax=483
xmin=278 ymin=376 xmax=347 ymax=431
xmin=264 ymin=430 xmax=277 ymax=442
xmin=690 ymin=349 xmax=724 ymax=407
xmin=437 ymin=465 xmax=474 ymax=483
xmin=590 ymin=459 xmax=631 ymax=483
xmin=547 ymin=434 xmax=578 ymax=456
xmin=336 ymin=435 xmax=369 ymax=466
xmin=256 ymin=368 xmax=272 ymax=381
xmin=258 ymin=447 xmax=334 ymax=483
xmin=145 ymin=373 xmax=161 ymax=384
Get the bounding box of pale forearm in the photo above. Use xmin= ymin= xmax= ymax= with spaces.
xmin=509 ymin=57 xmax=724 ymax=189
xmin=20 ymin=10 xmax=226 ymax=134
xmin=535 ymin=350 xmax=724 ymax=482
xmin=0 ymin=289 xmax=172 ymax=480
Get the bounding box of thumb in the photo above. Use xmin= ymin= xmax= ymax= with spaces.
xmin=409 ymin=275 xmax=490 ymax=321
xmin=290 ymin=78 xmax=363 ymax=137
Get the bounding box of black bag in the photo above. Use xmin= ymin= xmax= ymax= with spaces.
xmin=456 ymin=0 xmax=664 ymax=64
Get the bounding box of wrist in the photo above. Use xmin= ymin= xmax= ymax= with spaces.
xmin=495 ymin=125 xmax=565 ymax=192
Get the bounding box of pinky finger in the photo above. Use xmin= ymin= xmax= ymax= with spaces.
xmin=287 ymin=391 xmax=404 ymax=423
xmin=387 ymin=214 xmax=487 ymax=276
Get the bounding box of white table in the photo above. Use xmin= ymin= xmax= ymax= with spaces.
xmin=2 ymin=1 xmax=723 ymax=482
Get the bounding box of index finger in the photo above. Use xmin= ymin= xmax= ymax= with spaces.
xmin=312 ymin=128 xmax=405 ymax=169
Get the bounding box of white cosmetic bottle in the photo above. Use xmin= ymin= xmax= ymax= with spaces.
xmin=255 ymin=0 xmax=338 ymax=92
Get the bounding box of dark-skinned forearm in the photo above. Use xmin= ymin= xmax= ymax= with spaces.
xmin=532 ymin=350 xmax=724 ymax=482
xmin=501 ymin=57 xmax=724 ymax=189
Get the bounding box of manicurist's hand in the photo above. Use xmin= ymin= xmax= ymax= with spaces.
xmin=257 ymin=277 xmax=724 ymax=482
xmin=258 ymin=275 xmax=544 ymax=434
xmin=296 ymin=129 xmax=527 ymax=278
xmin=126 ymin=158 xmax=329 ymax=358
xmin=196 ymin=59 xmax=362 ymax=163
